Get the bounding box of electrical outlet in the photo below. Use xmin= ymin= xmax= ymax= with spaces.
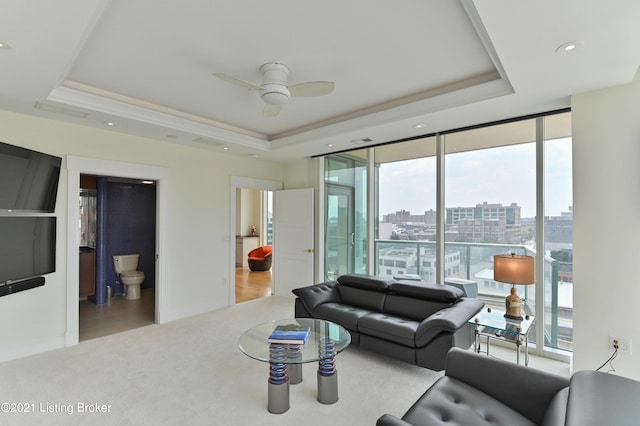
xmin=609 ymin=336 xmax=632 ymax=354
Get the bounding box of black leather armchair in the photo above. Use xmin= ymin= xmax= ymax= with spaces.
xmin=377 ymin=347 xmax=640 ymax=426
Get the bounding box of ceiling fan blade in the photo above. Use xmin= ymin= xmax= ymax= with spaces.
xmin=213 ymin=73 xmax=263 ymax=91
xmin=263 ymin=104 xmax=282 ymax=117
xmin=289 ymin=81 xmax=335 ymax=97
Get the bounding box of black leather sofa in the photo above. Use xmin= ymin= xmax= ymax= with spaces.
xmin=292 ymin=273 xmax=484 ymax=371
xmin=377 ymin=347 xmax=640 ymax=426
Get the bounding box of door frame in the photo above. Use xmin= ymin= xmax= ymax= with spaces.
xmin=66 ymin=155 xmax=169 ymax=347
xmin=229 ymin=176 xmax=282 ymax=305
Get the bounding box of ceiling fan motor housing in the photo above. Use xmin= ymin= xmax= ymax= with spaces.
xmin=260 ymin=62 xmax=291 ymax=105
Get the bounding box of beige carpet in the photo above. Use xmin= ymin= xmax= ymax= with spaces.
xmin=0 ymin=296 xmax=444 ymax=425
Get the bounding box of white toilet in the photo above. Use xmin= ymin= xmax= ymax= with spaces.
xmin=113 ymin=254 xmax=145 ymax=300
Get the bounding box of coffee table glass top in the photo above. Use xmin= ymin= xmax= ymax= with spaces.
xmin=239 ymin=318 xmax=351 ymax=363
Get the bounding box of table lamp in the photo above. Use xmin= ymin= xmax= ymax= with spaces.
xmin=493 ymin=253 xmax=534 ymax=320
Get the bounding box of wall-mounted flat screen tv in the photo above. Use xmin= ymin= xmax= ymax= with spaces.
xmin=0 ymin=141 xmax=62 ymax=213
xmin=0 ymin=216 xmax=56 ymax=285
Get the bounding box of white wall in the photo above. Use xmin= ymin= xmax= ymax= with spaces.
xmin=0 ymin=110 xmax=283 ymax=362
xmin=237 ymin=188 xmax=261 ymax=237
xmin=572 ymin=71 xmax=640 ymax=379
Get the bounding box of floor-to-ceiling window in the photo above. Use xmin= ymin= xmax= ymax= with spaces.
xmin=323 ymin=110 xmax=573 ymax=358
xmin=543 ymin=112 xmax=573 ymax=352
xmin=443 ymin=119 xmax=539 ymax=344
xmin=375 ymin=137 xmax=437 ymax=281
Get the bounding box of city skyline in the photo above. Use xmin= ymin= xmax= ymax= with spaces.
xmin=379 ymin=138 xmax=572 ymax=219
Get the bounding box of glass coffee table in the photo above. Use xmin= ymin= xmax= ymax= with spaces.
xmin=238 ymin=318 xmax=351 ymax=414
xmin=469 ymin=308 xmax=534 ymax=366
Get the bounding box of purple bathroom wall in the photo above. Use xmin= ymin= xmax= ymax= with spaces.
xmin=95 ymin=179 xmax=156 ymax=301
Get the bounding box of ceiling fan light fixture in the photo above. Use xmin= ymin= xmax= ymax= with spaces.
xmin=261 ymin=87 xmax=290 ymax=105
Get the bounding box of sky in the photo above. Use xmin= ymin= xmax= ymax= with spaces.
xmin=379 ymin=138 xmax=572 ymax=219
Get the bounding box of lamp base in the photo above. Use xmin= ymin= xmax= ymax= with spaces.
xmin=503 ymin=313 xmax=524 ymax=321
xmin=504 ymin=285 xmax=524 ymax=320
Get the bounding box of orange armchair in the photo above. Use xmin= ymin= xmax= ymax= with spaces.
xmin=248 ymin=245 xmax=273 ymax=271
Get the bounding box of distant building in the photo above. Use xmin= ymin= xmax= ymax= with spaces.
xmin=545 ymin=207 xmax=573 ymax=245
xmin=382 ymin=209 xmax=437 ymax=225
xmin=446 ymin=202 xmax=521 ymax=226
xmin=445 ymin=202 xmax=522 ymax=244
xmin=377 ymin=245 xmax=460 ymax=284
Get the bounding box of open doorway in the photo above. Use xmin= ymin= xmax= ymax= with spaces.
xmin=78 ymin=174 xmax=157 ymax=341
xmin=65 ymin=155 xmax=168 ymax=348
xmin=235 ymin=188 xmax=273 ymax=303
xmin=229 ymin=176 xmax=282 ymax=305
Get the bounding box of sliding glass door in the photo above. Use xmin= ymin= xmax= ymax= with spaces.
xmin=324 ymin=153 xmax=367 ymax=280
xmin=326 ymin=185 xmax=354 ymax=280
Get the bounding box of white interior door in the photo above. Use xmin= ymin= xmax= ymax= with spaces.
xmin=273 ymin=188 xmax=314 ymax=297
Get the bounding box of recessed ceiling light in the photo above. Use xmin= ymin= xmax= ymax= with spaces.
xmin=413 ymin=124 xmax=424 ymax=129
xmin=105 ymin=121 xmax=116 ymax=126
xmin=556 ymin=40 xmax=582 ymax=54
xmin=223 ymin=146 xmax=229 ymax=150
xmin=327 ymin=143 xmax=333 ymax=147
xmin=0 ymin=42 xmax=11 ymax=49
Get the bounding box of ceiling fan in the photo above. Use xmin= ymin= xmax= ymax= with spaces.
xmin=213 ymin=62 xmax=334 ymax=117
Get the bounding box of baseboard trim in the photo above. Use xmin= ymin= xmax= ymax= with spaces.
xmin=0 ymin=335 xmax=65 ymax=363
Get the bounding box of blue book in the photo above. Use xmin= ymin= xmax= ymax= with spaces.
xmin=268 ymin=324 xmax=310 ymax=344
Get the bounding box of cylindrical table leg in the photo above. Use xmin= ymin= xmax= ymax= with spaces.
xmin=268 ymin=343 xmax=290 ymax=414
xmin=317 ymin=336 xmax=339 ymax=404
xmin=317 ymin=370 xmax=338 ymax=404
xmin=286 ymin=345 xmax=303 ymax=385
xmin=267 ymin=380 xmax=289 ymax=414
xmin=288 ymin=363 xmax=302 ymax=385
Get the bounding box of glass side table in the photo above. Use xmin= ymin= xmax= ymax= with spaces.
xmin=239 ymin=318 xmax=351 ymax=414
xmin=469 ymin=308 xmax=534 ymax=366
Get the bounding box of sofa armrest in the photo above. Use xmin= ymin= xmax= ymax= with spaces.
xmin=565 ymin=370 xmax=640 ymax=426
xmin=445 ymin=348 xmax=569 ymax=425
xmin=415 ymin=298 xmax=484 ymax=346
xmin=291 ymin=282 xmax=340 ymax=314
xmin=376 ymin=413 xmax=413 ymax=426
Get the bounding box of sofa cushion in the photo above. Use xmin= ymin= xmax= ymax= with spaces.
xmin=390 ymin=281 xmax=463 ymax=303
xmin=337 ymin=273 xmax=393 ymax=291
xmin=313 ymin=303 xmax=372 ymax=332
xmin=291 ymin=282 xmax=340 ymax=313
xmin=358 ymin=312 xmax=419 ymax=348
xmin=384 ymin=294 xmax=449 ymax=321
xmin=402 ymin=376 xmax=536 ymax=426
xmin=337 ymin=285 xmax=387 ymax=312
xmin=444 ymin=348 xmax=569 ymax=425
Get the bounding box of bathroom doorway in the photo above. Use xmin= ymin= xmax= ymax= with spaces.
xmin=234 ymin=188 xmax=273 ymax=303
xmin=78 ymin=174 xmax=157 ymax=341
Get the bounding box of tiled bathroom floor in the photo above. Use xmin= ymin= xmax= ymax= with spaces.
xmin=79 ymin=288 xmax=155 ymax=341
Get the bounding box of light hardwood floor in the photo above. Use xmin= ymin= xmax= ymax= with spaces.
xmin=235 ymin=266 xmax=272 ymax=303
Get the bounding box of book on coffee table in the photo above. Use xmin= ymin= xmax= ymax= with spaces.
xmin=268 ymin=324 xmax=310 ymax=345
